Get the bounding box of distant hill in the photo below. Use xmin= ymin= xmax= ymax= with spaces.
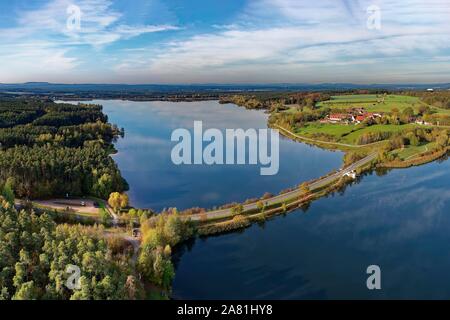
xmin=1 ymin=82 xmax=449 ymax=95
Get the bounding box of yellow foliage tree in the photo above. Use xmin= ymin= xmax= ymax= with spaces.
xmin=108 ymin=192 xmax=129 ymax=212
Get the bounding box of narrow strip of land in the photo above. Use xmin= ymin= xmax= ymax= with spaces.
xmin=186 ymin=152 xmax=377 ymax=221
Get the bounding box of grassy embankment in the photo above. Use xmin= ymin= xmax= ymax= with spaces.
xmin=380 ymin=146 xmax=449 ymax=168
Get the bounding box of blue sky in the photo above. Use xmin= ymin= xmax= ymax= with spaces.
xmin=1 ymin=0 xmax=450 ymax=84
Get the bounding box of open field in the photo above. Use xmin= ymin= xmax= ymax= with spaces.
xmin=294 ymin=123 xmax=416 ymax=145
xmin=295 ymin=123 xmax=361 ymax=139
xmin=339 ymin=124 xmax=416 ymax=144
xmin=273 ymin=94 xmax=450 ymax=170
xmin=391 ymin=142 xmax=436 ymax=160
xmin=317 ymin=94 xmax=450 ymax=114
xmin=317 ymin=94 xmax=419 ymax=112
xmin=287 ymin=95 xmax=426 ymax=145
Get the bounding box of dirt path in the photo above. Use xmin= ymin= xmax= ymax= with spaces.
xmin=33 ymin=198 xmax=99 ymax=215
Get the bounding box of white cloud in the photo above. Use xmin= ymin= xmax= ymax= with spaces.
xmin=0 ymin=42 xmax=78 ymax=82
xmin=6 ymin=0 xmax=178 ymax=47
xmin=114 ymin=0 xmax=450 ymax=83
xmin=0 ymin=0 xmax=179 ymax=82
xmin=2 ymin=0 xmax=450 ymax=83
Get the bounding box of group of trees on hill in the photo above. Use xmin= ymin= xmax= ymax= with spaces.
xmin=381 ymin=128 xmax=450 ymax=155
xmin=32 ymin=109 xmax=107 ymax=127
xmin=0 ymin=144 xmax=125 ymax=199
xmin=138 ymin=211 xmax=194 ymax=292
xmin=0 ymin=199 xmax=141 ymax=300
xmin=0 ymin=121 xmax=122 ymax=149
xmin=357 ymin=131 xmax=393 ymax=145
xmin=403 ymin=91 xmax=450 ymax=109
xmin=268 ymin=107 xmax=331 ymax=129
xmin=0 ymin=99 xmax=126 ymax=199
xmin=220 ymin=92 xmax=331 ymax=110
xmin=283 ymin=92 xmax=331 ymax=108
xmin=0 ymin=100 xmax=46 ymax=128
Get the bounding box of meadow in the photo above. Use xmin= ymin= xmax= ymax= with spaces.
xmin=294 ymin=123 xmax=416 ymax=145
xmin=276 ymin=94 xmax=450 ymax=166
xmin=391 ymin=142 xmax=436 ymax=161
xmin=287 ymin=94 xmax=450 ymax=146
xmin=317 ymin=94 xmax=450 ymax=114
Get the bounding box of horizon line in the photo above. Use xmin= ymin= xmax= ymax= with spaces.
xmin=1 ymin=82 xmax=450 ymax=87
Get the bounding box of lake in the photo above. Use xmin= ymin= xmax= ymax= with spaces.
xmin=98 ymin=100 xmax=344 ymax=211
xmin=172 ymin=159 xmax=450 ymax=299
xmin=66 ymin=100 xmax=450 ymax=299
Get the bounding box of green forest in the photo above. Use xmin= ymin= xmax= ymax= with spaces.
xmin=0 ymin=200 xmax=140 ymax=300
xmin=0 ymin=97 xmax=197 ymax=300
xmin=0 ymin=98 xmax=127 ymax=199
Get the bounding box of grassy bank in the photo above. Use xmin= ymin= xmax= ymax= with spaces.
xmin=380 ymin=146 xmax=449 ymax=168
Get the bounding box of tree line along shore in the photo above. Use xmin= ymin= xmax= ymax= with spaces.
xmin=0 ymin=97 xmax=192 ymax=299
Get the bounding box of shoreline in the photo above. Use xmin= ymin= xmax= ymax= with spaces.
xmin=48 ymin=99 xmax=448 ymax=233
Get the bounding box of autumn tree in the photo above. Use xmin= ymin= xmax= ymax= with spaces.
xmin=2 ymin=177 xmax=15 ymax=204
xmin=256 ymin=201 xmax=265 ymax=213
xmin=299 ymin=182 xmax=310 ymax=196
xmin=231 ymin=204 xmax=244 ymax=216
xmin=108 ymin=192 xmax=129 ymax=212
xmin=138 ymin=211 xmax=194 ymax=290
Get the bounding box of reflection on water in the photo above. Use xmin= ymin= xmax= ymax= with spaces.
xmin=172 ymin=159 xmax=450 ymax=299
xmin=64 ymin=99 xmax=450 ymax=299
xmin=97 ymin=100 xmax=343 ymax=211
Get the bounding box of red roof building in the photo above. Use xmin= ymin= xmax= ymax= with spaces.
xmin=329 ymin=113 xmax=350 ymax=121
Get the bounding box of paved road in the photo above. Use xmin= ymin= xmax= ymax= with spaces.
xmin=187 ymin=152 xmax=377 ymax=221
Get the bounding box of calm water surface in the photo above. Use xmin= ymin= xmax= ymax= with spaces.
xmin=172 ymin=160 xmax=450 ymax=299
xmin=68 ymin=100 xmax=450 ymax=299
xmin=97 ymin=100 xmax=343 ymax=211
